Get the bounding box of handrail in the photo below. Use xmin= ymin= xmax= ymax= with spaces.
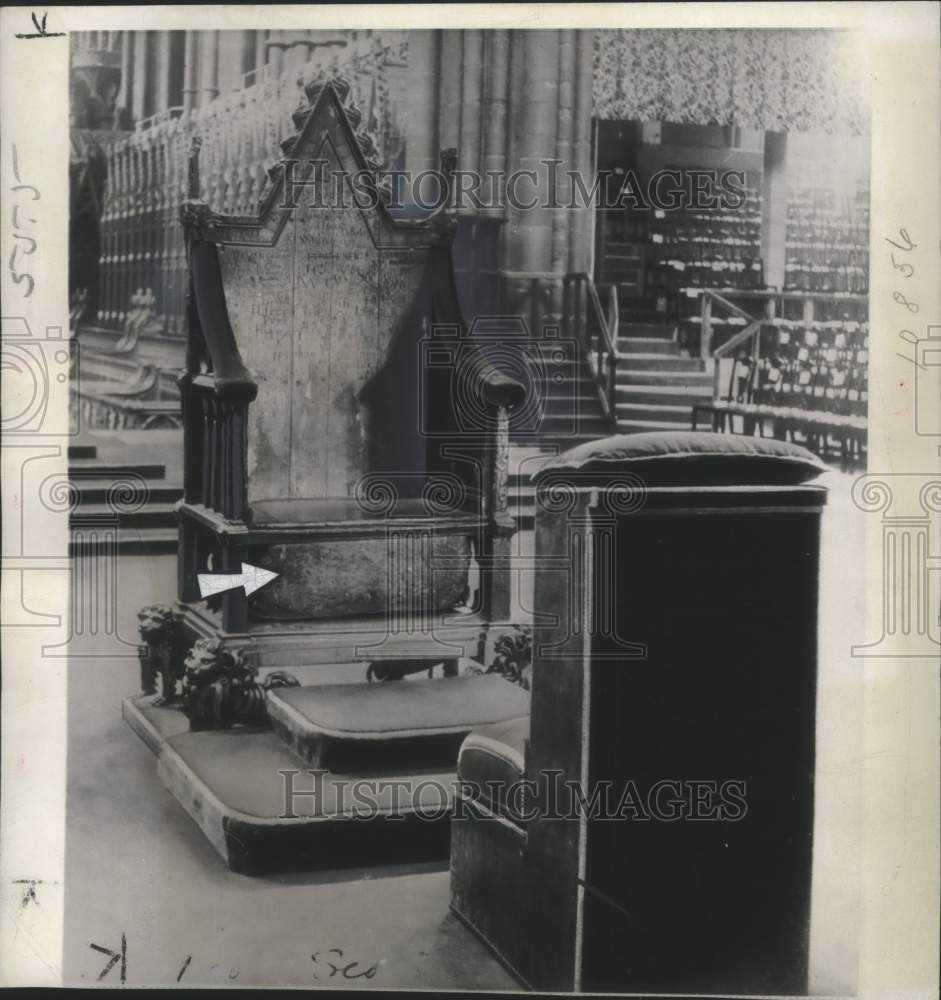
xmin=695 ymin=288 xmax=765 ymax=405
xmin=704 ymin=289 xmax=754 ymax=323
xmin=563 ymin=273 xmax=619 ymax=431
xmin=586 ymin=278 xmax=619 ymax=362
xmin=607 ymin=283 xmax=619 ymax=348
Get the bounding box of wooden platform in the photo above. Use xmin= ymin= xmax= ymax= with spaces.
xmin=123 ymin=674 xmax=529 ymax=874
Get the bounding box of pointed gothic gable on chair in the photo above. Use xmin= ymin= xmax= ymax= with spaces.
xmin=182 ymin=79 xmax=458 ymax=504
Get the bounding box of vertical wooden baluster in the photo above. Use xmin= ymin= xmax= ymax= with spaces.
xmin=201 ymin=394 xmax=212 ymax=506
xmin=222 ymin=401 xmax=233 ymax=518
xmin=214 ymin=398 xmax=225 ymax=512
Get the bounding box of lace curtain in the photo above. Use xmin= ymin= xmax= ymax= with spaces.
xmin=594 ymin=29 xmax=869 ymax=136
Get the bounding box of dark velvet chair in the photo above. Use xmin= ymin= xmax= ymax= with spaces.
xmin=450 ymin=432 xmax=828 ymax=995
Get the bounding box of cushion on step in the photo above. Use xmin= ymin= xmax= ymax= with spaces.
xmin=267 ymin=674 xmax=530 ymax=741
xmin=457 ymin=715 xmax=532 ymax=825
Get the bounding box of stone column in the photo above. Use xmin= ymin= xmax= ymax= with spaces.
xmin=549 ymin=30 xmax=576 ymax=321
xmin=761 ymin=131 xmax=788 ymax=289
xmin=217 ymin=31 xmax=245 ymax=94
xmin=154 ymin=31 xmax=172 ymax=115
xmin=459 ymin=30 xmax=484 ymax=182
xmin=116 ymin=30 xmax=133 ymax=124
xmin=131 ymin=31 xmax=148 ymax=122
xmin=501 ymin=29 xmax=560 ymax=332
xmin=404 ymin=30 xmax=440 ymax=179
xmin=198 ymin=31 xmax=220 ymax=106
xmin=480 ymin=30 xmax=510 ymax=217
xmin=568 ymin=29 xmax=595 ymax=276
xmin=438 ymin=31 xmax=463 ymax=152
xmin=253 ymin=31 xmax=267 ymax=78
xmin=182 ymin=31 xmax=198 ymax=114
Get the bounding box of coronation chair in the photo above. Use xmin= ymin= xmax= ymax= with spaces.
xmin=154 ymin=79 xmax=524 ymax=693
xmin=127 ymin=79 xmax=531 ymax=873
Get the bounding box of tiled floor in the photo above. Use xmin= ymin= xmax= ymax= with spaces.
xmin=62 ymin=467 xmax=865 ymax=992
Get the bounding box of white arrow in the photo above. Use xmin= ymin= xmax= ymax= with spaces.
xmin=197 ymin=562 xmax=279 ymax=599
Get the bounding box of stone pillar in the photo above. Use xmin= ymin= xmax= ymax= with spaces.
xmin=480 ymin=30 xmax=510 ymax=217
xmin=154 ymin=31 xmax=172 ymax=115
xmin=182 ymin=31 xmax=198 ymax=114
xmin=501 ymin=29 xmax=560 ymax=332
xmin=253 ymin=31 xmax=267 ymax=77
xmin=198 ymin=31 xmax=220 ymax=106
xmin=568 ymin=29 xmax=595 ymax=276
xmin=267 ymin=31 xmax=285 ymax=79
xmin=761 ymin=131 xmax=788 ymax=289
xmin=404 ymin=30 xmax=440 ymax=179
xmin=549 ymin=30 xmax=576 ymax=321
xmin=217 ymin=31 xmax=245 ymax=94
xmin=438 ymin=31 xmax=463 ymax=152
xmin=131 ymin=31 xmax=148 ymax=122
xmin=116 ymin=30 xmax=133 ymax=125
xmin=459 ymin=30 xmax=484 ymax=181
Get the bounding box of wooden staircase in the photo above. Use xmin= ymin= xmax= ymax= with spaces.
xmin=615 ymin=321 xmax=712 ymax=433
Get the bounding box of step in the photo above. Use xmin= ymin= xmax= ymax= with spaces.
xmin=617 ymin=323 xmax=676 ymax=339
xmin=71 ymin=479 xmax=182 ymax=506
xmin=615 ymin=385 xmax=713 ymax=405
xmin=70 ymin=502 xmax=178 ymax=529
xmin=266 ymin=675 xmax=530 ymax=772
xmin=615 ymin=418 xmax=698 ymax=434
xmin=124 ymin=696 xmax=456 ymax=874
xmin=69 ymin=526 xmax=177 ymax=555
xmin=618 ymin=368 xmax=713 ymax=387
xmin=68 ymin=444 xmax=97 ymax=460
xmin=68 ymin=462 xmax=167 ymax=480
xmin=614 ymin=402 xmax=696 ymax=423
xmin=617 ymin=337 xmax=679 ymax=355
xmin=615 ymin=355 xmax=707 ymax=372
xmin=534 ymin=416 xmax=612 ymax=436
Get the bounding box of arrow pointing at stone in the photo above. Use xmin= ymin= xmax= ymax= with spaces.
xmin=197 ymin=562 xmax=279 ymax=599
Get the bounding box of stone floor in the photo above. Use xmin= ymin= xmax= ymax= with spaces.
xmin=62 ymin=467 xmax=865 ymax=992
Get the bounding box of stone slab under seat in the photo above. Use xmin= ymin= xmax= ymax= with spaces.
xmin=267 ymin=675 xmax=531 ymax=772
xmin=251 ymin=496 xmax=446 ymax=524
xmin=457 ymin=716 xmax=531 ymax=825
xmin=158 ymin=728 xmax=455 ymax=874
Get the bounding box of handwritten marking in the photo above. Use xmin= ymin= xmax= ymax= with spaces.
xmin=8 ymin=145 xmax=39 ymax=297
xmin=90 ymin=934 xmax=127 ymax=982
xmin=15 ymin=12 xmax=65 ymax=39
xmin=889 ymin=228 xmax=925 ymax=369
xmin=176 ymin=955 xmax=192 ymax=981
xmin=312 ymin=947 xmax=381 ymax=980
xmin=11 ymin=878 xmax=50 ymax=907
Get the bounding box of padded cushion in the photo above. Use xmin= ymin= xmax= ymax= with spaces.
xmin=457 ymin=715 xmax=532 ymax=825
xmin=268 ymin=675 xmax=530 ymax=741
xmin=534 ymin=430 xmax=827 ymax=486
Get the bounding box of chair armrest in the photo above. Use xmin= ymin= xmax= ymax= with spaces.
xmin=472 ymin=358 xmax=526 ymax=411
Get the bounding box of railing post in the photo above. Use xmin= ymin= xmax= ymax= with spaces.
xmin=701 ymin=291 xmax=713 ymax=361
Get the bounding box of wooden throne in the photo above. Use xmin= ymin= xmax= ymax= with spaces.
xmin=147 ymin=79 xmax=525 ymax=712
